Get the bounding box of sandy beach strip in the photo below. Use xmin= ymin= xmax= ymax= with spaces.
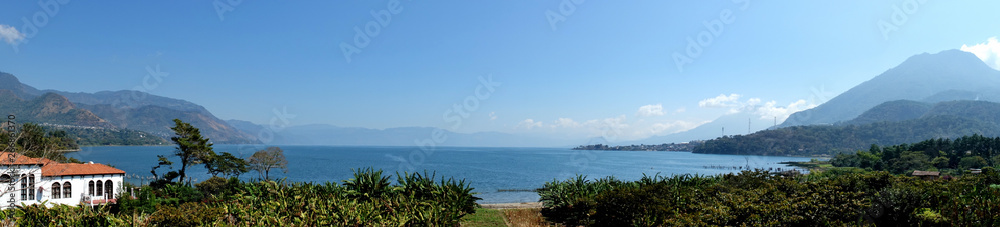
xmin=479 ymin=202 xmax=543 ymax=209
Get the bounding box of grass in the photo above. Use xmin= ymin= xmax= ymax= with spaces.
xmin=461 ymin=208 xmax=551 ymax=227
xmin=503 ymin=208 xmax=547 ymax=227
xmin=461 ymin=208 xmax=507 ymax=227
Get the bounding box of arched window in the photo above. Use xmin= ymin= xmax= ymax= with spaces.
xmin=0 ymin=174 xmax=11 ymax=183
xmin=89 ymin=181 xmax=95 ymax=196
xmin=104 ymin=181 xmax=113 ymax=198
xmin=51 ymin=183 xmax=61 ymax=199
xmin=28 ymin=174 xmax=34 ymax=200
xmin=63 ymin=182 xmax=71 ymax=199
xmin=95 ymin=180 xmax=103 ymax=197
xmin=20 ymin=175 xmax=27 ymax=200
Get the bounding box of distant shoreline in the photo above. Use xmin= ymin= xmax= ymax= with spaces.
xmin=479 ymin=202 xmax=542 ymax=209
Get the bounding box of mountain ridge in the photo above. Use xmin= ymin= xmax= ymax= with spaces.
xmin=227 ymin=120 xmax=579 ymax=147
xmin=780 ymin=49 xmax=1000 ymax=127
xmin=695 ymin=100 xmax=1000 ymax=156
xmin=0 ymin=72 xmax=258 ymax=144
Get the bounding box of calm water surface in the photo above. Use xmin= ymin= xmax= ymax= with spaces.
xmin=67 ymin=145 xmax=812 ymax=203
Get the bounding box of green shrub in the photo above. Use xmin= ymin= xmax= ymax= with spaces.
xmin=538 ymin=169 xmax=1000 ymax=226
xmin=149 ymin=202 xmax=223 ymax=226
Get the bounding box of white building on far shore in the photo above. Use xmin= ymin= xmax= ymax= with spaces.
xmin=0 ymin=152 xmax=125 ymax=209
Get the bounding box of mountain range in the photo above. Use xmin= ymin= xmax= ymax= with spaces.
xmin=225 ymin=121 xmax=581 ymax=147
xmin=0 ymin=72 xmax=575 ymax=147
xmin=780 ymin=49 xmax=1000 ymax=127
xmin=0 ymin=72 xmax=256 ymax=144
xmin=3 ymin=49 xmax=998 ymax=148
xmin=694 ymin=100 xmax=1000 ymax=156
xmin=691 ymin=49 xmax=1000 ymax=155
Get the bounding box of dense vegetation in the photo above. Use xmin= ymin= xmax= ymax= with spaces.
xmin=574 ymin=141 xmax=702 ymax=151
xmin=694 ymin=115 xmax=998 ymax=156
xmin=1 ymin=122 xmax=81 ymax=163
xmin=831 ymin=134 xmax=1000 ymax=175
xmin=59 ymin=126 xmax=168 ymax=146
xmin=0 ymin=169 xmax=480 ymax=226
xmin=0 ymin=119 xmax=481 ymax=226
xmin=539 ymin=168 xmax=1000 ymax=226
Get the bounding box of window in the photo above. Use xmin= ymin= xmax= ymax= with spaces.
xmin=95 ymin=180 xmax=103 ymax=197
xmin=63 ymin=182 xmax=71 ymax=199
xmin=28 ymin=174 xmax=34 ymax=200
xmin=104 ymin=181 xmax=113 ymax=198
xmin=20 ymin=175 xmax=26 ymax=200
xmin=0 ymin=174 xmax=10 ymax=183
xmin=51 ymin=183 xmax=61 ymax=199
xmin=89 ymin=181 xmax=94 ymax=196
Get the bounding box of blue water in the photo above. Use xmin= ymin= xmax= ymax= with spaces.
xmin=67 ymin=145 xmax=813 ymax=203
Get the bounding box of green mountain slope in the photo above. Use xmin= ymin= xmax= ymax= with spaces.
xmin=1 ymin=72 xmax=258 ymax=144
xmin=0 ymin=91 xmax=112 ymax=128
xmin=694 ymin=100 xmax=1000 ymax=156
xmin=780 ymin=50 xmax=1000 ymax=127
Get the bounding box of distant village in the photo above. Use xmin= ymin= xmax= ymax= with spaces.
xmin=573 ymin=141 xmax=704 ymax=151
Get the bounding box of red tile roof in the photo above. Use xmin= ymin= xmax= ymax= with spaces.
xmin=0 ymin=152 xmax=55 ymax=165
xmin=0 ymin=152 xmax=125 ymax=177
xmin=41 ymin=163 xmax=125 ymax=177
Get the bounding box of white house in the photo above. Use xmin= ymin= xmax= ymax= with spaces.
xmin=0 ymin=152 xmax=125 ymax=209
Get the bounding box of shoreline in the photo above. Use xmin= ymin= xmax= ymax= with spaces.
xmin=478 ymin=202 xmax=542 ymax=209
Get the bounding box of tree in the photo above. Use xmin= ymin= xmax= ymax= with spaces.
xmin=206 ymin=152 xmax=249 ymax=178
xmin=892 ymin=150 xmax=930 ymax=174
xmin=167 ymin=119 xmax=216 ymax=184
xmin=930 ymin=156 xmax=951 ymax=169
xmin=959 ymin=156 xmax=988 ymax=170
xmin=248 ymin=147 xmax=288 ymax=179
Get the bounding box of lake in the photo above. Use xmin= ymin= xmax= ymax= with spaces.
xmin=67 ymin=145 xmax=813 ymax=204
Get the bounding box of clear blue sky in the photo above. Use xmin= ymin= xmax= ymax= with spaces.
xmin=2 ymin=1 xmax=999 ymax=141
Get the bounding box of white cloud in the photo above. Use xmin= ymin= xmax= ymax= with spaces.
xmin=961 ymin=37 xmax=1000 ymax=70
xmin=699 ymin=94 xmax=742 ymax=108
xmin=512 ymin=114 xmax=714 ymax=142
xmin=754 ymin=99 xmax=817 ymax=122
xmin=649 ymin=120 xmax=706 ymax=134
xmin=516 ymin=119 xmax=543 ymax=129
xmin=0 ymin=25 xmax=25 ymax=45
xmin=698 ymin=93 xmax=818 ymax=122
xmin=552 ymin=118 xmax=580 ymax=128
xmin=636 ymin=104 xmax=665 ymax=117
xmin=489 ymin=112 xmax=497 ymax=121
xmin=583 ymin=115 xmax=628 ymax=129
xmin=675 ymin=107 xmax=686 ymax=113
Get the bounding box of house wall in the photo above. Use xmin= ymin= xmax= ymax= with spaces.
xmin=40 ymin=174 xmax=125 ymax=206
xmin=0 ymin=165 xmax=42 ymax=209
xmin=0 ymin=164 xmax=124 ymax=209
